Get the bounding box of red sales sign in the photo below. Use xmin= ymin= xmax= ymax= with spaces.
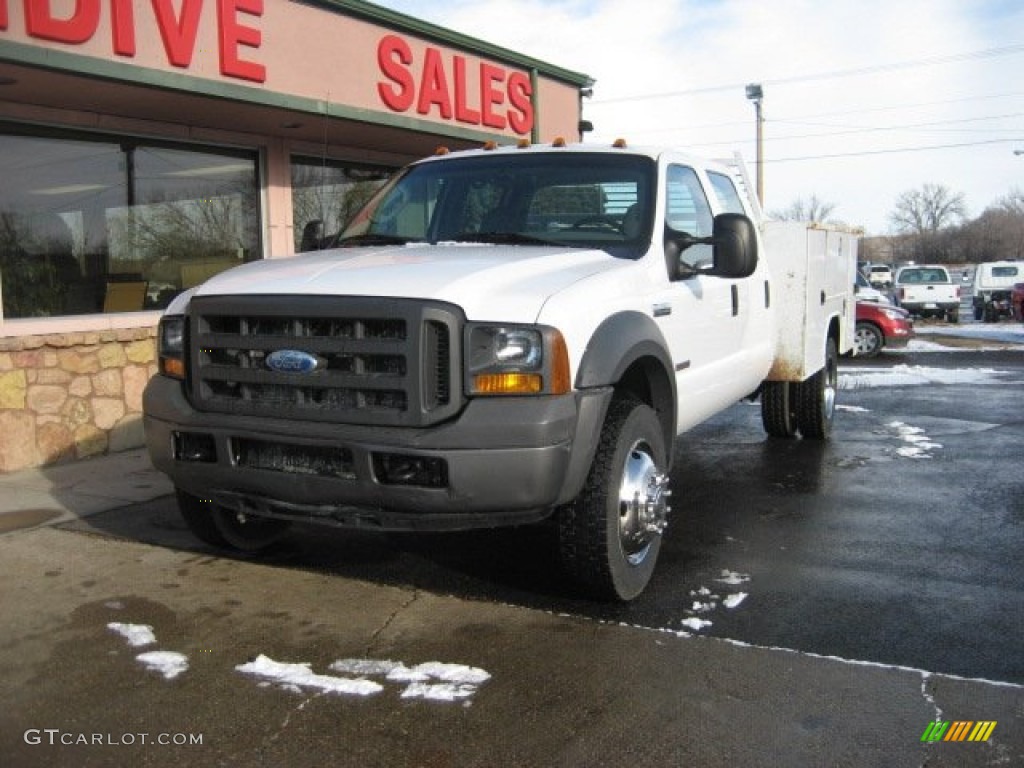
xmin=377 ymin=34 xmax=534 ymax=135
xmin=0 ymin=0 xmax=266 ymax=83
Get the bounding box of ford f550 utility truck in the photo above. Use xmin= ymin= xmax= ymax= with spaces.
xmin=144 ymin=141 xmax=855 ymax=600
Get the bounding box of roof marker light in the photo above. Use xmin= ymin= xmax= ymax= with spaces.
xmin=612 ymin=138 xmax=628 ymax=148
xmin=517 ymin=138 xmax=531 ymax=149
xmin=483 ymin=141 xmax=498 ymax=151
xmin=434 ymin=146 xmax=450 ymax=156
xmin=552 ymin=137 xmax=567 ymax=147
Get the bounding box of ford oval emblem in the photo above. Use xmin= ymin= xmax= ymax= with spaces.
xmin=265 ymin=349 xmax=319 ymax=374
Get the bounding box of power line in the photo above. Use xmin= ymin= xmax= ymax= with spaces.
xmin=592 ymin=44 xmax=1024 ymax=104
xmin=765 ymin=138 xmax=1022 ymax=163
xmin=770 ymin=111 xmax=1024 ymax=140
xmin=622 ymin=108 xmax=1024 ymax=146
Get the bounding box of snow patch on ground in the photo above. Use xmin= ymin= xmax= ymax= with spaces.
xmin=723 ymin=593 xmax=748 ymax=609
xmin=887 ymin=420 xmax=943 ymax=459
xmin=136 ymin=651 xmax=189 ymax=680
xmin=683 ymin=573 xmax=753 ymax=631
xmin=915 ymin=324 xmax=1024 ymax=346
xmin=236 ymin=655 xmax=384 ymax=697
xmin=332 ymin=658 xmax=491 ymax=702
xmin=236 ymin=655 xmax=491 ymax=702
xmin=837 ymin=404 xmax=871 ymax=413
xmin=714 ymin=570 xmax=751 ymax=585
xmin=681 ymin=618 xmax=713 ymax=632
xmin=105 ymin=617 xmax=489 ymax=703
xmin=840 ymin=365 xmax=1011 ymax=390
xmin=107 ymin=622 xmax=156 ymax=648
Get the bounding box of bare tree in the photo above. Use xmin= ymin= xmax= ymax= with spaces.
xmin=963 ymin=188 xmax=1024 ymax=260
xmin=770 ymin=194 xmax=837 ymax=223
xmin=889 ymin=184 xmax=966 ymax=236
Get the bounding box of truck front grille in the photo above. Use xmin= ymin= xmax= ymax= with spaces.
xmin=188 ymin=296 xmax=462 ymax=426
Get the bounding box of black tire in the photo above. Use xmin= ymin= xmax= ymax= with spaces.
xmin=974 ymin=305 xmax=983 ymax=321
xmin=557 ymin=396 xmax=670 ymax=601
xmin=947 ymin=310 xmax=959 ymax=324
xmin=176 ymin=489 xmax=289 ymax=553
xmin=761 ymin=381 xmax=799 ymax=438
xmin=795 ymin=338 xmax=838 ymax=440
xmin=176 ymin=489 xmax=229 ymax=547
xmin=852 ymin=322 xmax=883 ymax=358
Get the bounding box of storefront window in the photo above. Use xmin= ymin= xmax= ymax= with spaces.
xmin=291 ymin=157 xmax=392 ymax=251
xmin=0 ymin=127 xmax=260 ymax=319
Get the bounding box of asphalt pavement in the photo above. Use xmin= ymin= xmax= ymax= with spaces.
xmin=1 ymin=325 xmax=1022 ymax=767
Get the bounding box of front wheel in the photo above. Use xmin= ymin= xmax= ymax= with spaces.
xmin=795 ymin=337 xmax=838 ymax=440
xmin=176 ymin=489 xmax=290 ymax=553
xmin=557 ymin=396 xmax=670 ymax=601
xmin=852 ymin=322 xmax=883 ymax=358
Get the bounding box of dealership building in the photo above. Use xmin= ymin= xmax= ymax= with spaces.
xmin=0 ymin=0 xmax=591 ymax=471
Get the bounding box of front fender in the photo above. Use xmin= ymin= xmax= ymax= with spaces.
xmin=575 ymin=311 xmax=677 ymax=462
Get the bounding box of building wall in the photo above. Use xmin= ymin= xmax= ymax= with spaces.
xmin=0 ymin=326 xmax=156 ymax=472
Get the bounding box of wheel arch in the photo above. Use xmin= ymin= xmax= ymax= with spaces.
xmin=828 ymin=313 xmax=843 ymax=352
xmin=575 ymin=311 xmax=677 ymax=460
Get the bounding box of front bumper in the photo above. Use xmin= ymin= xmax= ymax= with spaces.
xmin=143 ymin=376 xmax=611 ymax=531
xmin=884 ymin=325 xmax=913 ymax=350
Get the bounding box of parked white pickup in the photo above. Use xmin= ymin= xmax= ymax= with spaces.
xmin=894 ymin=265 xmax=960 ymax=322
xmin=144 ymin=142 xmax=855 ymax=600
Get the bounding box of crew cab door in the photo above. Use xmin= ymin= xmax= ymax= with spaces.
xmin=652 ymin=163 xmax=756 ymax=431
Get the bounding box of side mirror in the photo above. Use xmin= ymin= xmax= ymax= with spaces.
xmin=708 ymin=213 xmax=758 ymax=278
xmin=666 ymin=213 xmax=758 ymax=280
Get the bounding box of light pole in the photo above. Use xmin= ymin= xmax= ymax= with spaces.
xmin=745 ymin=83 xmax=764 ymax=206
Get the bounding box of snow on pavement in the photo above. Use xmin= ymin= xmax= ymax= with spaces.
xmin=681 ymin=573 xmax=753 ymax=632
xmin=238 ymin=656 xmax=490 ymax=702
xmin=107 ymin=618 xmax=489 ymax=702
xmin=887 ymin=421 xmax=943 ymax=459
xmin=107 ymin=622 xmax=156 ymax=647
xmin=236 ymin=655 xmax=384 ymax=697
xmin=136 ymin=651 xmax=189 ymax=680
xmin=914 ymin=323 xmax=1024 ymax=346
xmin=840 ymin=364 xmax=1012 ymax=390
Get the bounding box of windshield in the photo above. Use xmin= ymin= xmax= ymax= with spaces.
xmin=337 ymin=152 xmax=656 ymax=257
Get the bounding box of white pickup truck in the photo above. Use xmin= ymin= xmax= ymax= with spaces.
xmin=144 ymin=141 xmax=855 ymax=600
xmin=971 ymin=260 xmax=1024 ymax=321
xmin=894 ymin=265 xmax=961 ymax=322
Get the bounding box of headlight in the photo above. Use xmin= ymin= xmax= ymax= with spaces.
xmin=466 ymin=324 xmax=571 ymax=396
xmin=158 ymin=316 xmax=186 ymax=380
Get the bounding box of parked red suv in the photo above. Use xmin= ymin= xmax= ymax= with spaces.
xmin=853 ymin=301 xmax=914 ymax=358
xmin=1012 ymin=282 xmax=1024 ymax=322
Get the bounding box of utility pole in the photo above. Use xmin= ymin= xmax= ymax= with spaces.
xmin=745 ymin=84 xmax=764 ymax=206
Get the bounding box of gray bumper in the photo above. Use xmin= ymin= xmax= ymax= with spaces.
xmin=143 ymin=376 xmax=611 ymax=531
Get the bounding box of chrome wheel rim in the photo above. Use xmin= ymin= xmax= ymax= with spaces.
xmin=617 ymin=441 xmax=671 ymax=566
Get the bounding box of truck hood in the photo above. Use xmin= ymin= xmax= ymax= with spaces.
xmin=192 ymin=243 xmax=634 ymax=321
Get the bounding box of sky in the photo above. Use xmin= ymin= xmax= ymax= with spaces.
xmin=370 ymin=0 xmax=1024 ymax=235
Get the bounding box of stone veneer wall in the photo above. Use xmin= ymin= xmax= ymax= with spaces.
xmin=0 ymin=327 xmax=157 ymax=472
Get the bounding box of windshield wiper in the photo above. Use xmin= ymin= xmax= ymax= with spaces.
xmin=448 ymin=231 xmax=557 ymax=246
xmin=336 ymin=233 xmax=417 ymax=247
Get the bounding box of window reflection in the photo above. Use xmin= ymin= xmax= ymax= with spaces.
xmin=291 ymin=157 xmax=392 ymax=252
xmin=0 ymin=128 xmax=260 ymax=319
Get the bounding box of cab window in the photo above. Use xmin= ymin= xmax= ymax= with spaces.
xmin=665 ymin=165 xmax=713 ymax=272
xmin=708 ymin=171 xmax=746 ymax=214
